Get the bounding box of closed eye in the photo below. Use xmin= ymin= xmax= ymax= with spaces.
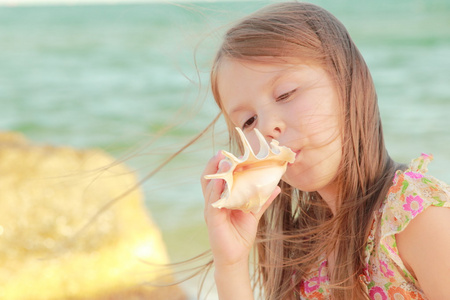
xmin=243 ymin=115 xmax=257 ymax=129
xmin=276 ymin=89 xmax=297 ymax=102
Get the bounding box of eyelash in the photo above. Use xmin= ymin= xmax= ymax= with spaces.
xmin=241 ymin=89 xmax=296 ymax=129
xmin=242 ymin=115 xmax=257 ymax=129
xmin=276 ymin=88 xmax=297 ymax=102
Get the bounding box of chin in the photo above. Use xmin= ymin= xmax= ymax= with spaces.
xmin=283 ymin=174 xmax=335 ymax=194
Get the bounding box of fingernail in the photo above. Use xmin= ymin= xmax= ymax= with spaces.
xmin=216 ymin=150 xmax=225 ymax=159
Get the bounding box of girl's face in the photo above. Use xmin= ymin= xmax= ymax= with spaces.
xmin=217 ymin=58 xmax=342 ymax=200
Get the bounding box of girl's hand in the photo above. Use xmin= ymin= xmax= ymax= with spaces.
xmin=201 ymin=151 xmax=281 ymax=268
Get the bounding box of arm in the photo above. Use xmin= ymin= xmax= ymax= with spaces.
xmin=214 ymin=259 xmax=254 ymax=300
xmin=396 ymin=206 xmax=450 ymax=299
xmin=201 ymin=152 xmax=280 ymax=300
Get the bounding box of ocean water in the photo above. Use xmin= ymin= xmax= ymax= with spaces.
xmin=1 ymin=0 xmax=449 ymax=298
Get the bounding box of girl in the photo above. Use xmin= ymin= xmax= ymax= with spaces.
xmin=200 ymin=2 xmax=450 ymax=300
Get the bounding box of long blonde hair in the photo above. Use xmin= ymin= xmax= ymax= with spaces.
xmin=210 ymin=2 xmax=399 ymax=299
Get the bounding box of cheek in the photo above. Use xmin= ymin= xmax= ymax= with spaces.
xmin=301 ymin=105 xmax=341 ymax=147
xmin=244 ymin=133 xmax=262 ymax=154
xmin=314 ymin=118 xmax=340 ymax=144
xmin=282 ymin=140 xmax=342 ymax=191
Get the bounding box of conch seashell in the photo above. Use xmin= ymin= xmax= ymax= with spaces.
xmin=204 ymin=127 xmax=295 ymax=213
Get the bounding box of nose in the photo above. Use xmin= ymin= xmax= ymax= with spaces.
xmin=258 ymin=113 xmax=284 ymax=141
xmin=267 ymin=126 xmax=282 ymax=140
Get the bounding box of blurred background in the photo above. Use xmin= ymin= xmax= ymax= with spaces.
xmin=1 ymin=0 xmax=449 ymax=299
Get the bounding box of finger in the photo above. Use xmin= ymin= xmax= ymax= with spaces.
xmin=200 ymin=151 xmax=225 ymax=188
xmin=204 ymin=175 xmax=224 ymax=206
xmin=201 ymin=151 xmax=228 ymax=211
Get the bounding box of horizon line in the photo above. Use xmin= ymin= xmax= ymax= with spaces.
xmin=0 ymin=0 xmax=254 ymax=6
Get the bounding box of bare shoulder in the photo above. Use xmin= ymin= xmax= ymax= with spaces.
xmin=396 ymin=206 xmax=450 ymax=299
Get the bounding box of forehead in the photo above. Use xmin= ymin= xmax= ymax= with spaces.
xmin=217 ymin=59 xmax=281 ymax=98
xmin=217 ymin=57 xmax=301 ymax=83
xmin=217 ymin=59 xmax=299 ymax=97
xmin=215 ymin=58 xmax=330 ymax=109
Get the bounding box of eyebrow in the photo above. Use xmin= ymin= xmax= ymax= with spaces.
xmin=227 ymin=70 xmax=291 ymax=116
xmin=269 ymin=64 xmax=305 ymax=87
xmin=225 ymin=64 xmax=304 ymax=117
xmin=269 ymin=70 xmax=288 ymax=86
xmin=228 ymin=104 xmax=246 ymax=117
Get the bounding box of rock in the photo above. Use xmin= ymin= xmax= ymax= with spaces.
xmin=0 ymin=132 xmax=185 ymax=300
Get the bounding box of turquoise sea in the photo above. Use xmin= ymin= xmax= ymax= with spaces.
xmin=1 ymin=0 xmax=449 ymax=298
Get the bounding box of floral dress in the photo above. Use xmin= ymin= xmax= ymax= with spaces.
xmin=297 ymin=154 xmax=450 ymax=299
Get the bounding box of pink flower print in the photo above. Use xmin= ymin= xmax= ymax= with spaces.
xmin=369 ymin=286 xmax=388 ymax=300
xmin=421 ymin=153 xmax=432 ymax=160
xmin=303 ymin=274 xmax=328 ymax=294
xmin=318 ymin=260 xmax=327 ymax=276
xmin=387 ymin=244 xmax=397 ymax=256
xmin=405 ymin=171 xmax=424 ymax=179
xmin=304 ymin=261 xmax=329 ymax=293
xmin=379 ymin=260 xmax=394 ymax=278
xmin=403 ymin=195 xmax=424 ymax=217
xmin=303 ymin=278 xmax=320 ymax=294
xmin=360 ymin=264 xmax=371 ymax=284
